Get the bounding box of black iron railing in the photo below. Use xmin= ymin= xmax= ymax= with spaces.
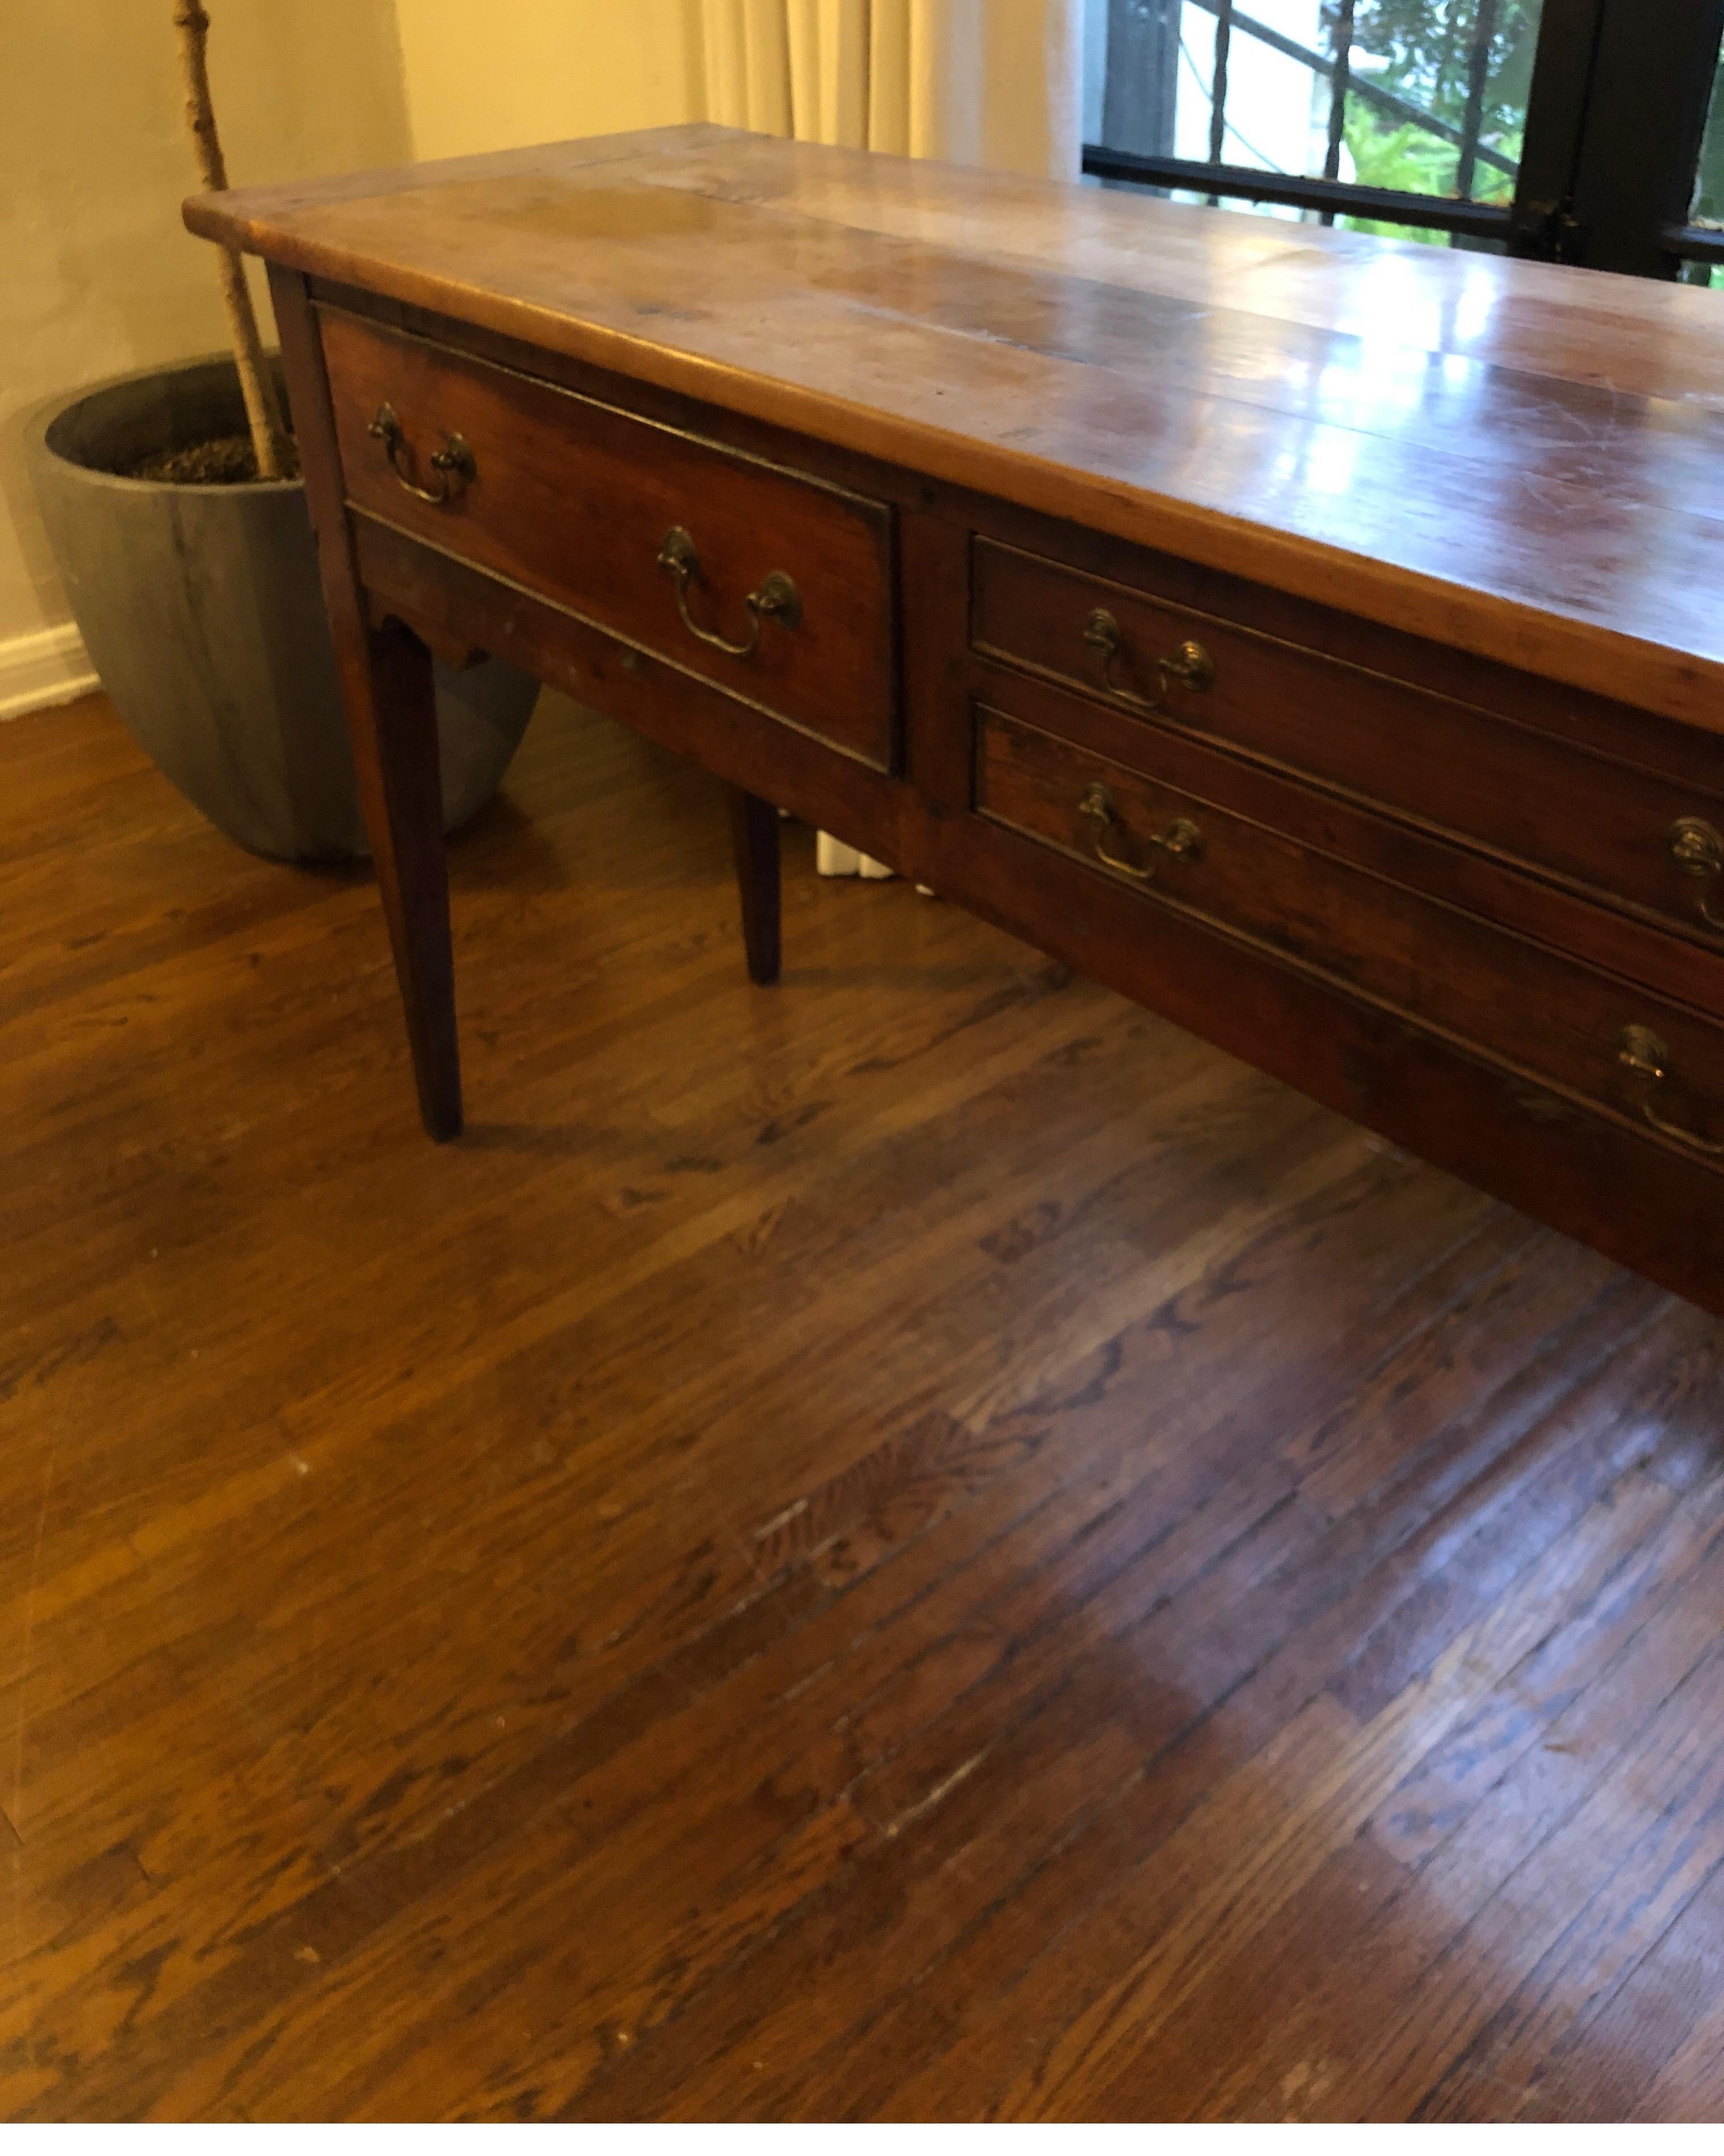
xmin=1082 ymin=141 xmax=1514 ymax=237
xmin=1085 ymin=0 xmax=1522 ymax=243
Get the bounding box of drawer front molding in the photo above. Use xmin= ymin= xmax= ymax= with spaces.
xmin=323 ymin=306 xmax=900 ymax=771
xmin=975 ymin=701 xmax=1724 ymax=1162
xmin=973 ymin=536 xmax=1724 ymax=945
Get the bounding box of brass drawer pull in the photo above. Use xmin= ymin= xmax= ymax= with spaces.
xmin=1668 ymin=816 xmax=1724 ymax=929
xmin=1079 ymin=782 xmax=1201 ymax=882
xmin=1082 ymin=609 xmax=1215 ymax=712
xmin=1617 ymin=1025 xmax=1724 ymax=1156
xmin=657 ymin=526 xmax=802 ymax=660
xmin=367 ymin=402 xmax=475 ymax=505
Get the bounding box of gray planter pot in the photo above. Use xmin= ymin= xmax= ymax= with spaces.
xmin=26 ymin=355 xmax=536 ymax=863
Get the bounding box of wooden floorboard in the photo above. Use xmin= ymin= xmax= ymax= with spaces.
xmin=2 ymin=690 xmax=1723 ymax=2122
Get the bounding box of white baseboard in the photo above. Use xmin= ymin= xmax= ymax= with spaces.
xmin=0 ymin=620 xmax=98 ymax=721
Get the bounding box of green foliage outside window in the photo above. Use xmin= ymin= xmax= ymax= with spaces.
xmin=1692 ymin=54 xmax=1724 ymax=226
xmin=1308 ymin=1 xmax=1541 ymax=246
xmin=1328 ymin=0 xmax=1542 ymax=174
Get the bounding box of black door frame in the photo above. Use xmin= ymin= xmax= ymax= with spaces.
xmin=1083 ymin=0 xmax=1724 ymax=275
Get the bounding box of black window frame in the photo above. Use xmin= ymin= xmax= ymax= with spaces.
xmin=1084 ymin=0 xmax=1724 ymax=275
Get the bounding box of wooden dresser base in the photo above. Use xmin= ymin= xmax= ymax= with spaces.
xmin=249 ymin=231 xmax=1724 ymax=1319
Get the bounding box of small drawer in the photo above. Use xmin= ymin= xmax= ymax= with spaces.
xmin=971 ymin=536 xmax=1724 ymax=946
xmin=976 ymin=699 xmax=1724 ymax=1167
xmin=322 ymin=307 xmax=897 ymax=769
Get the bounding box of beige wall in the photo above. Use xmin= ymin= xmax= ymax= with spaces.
xmin=394 ymin=0 xmax=702 ymax=163
xmin=1 ymin=0 xmax=413 ymax=665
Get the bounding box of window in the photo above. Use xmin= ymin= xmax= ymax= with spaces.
xmin=1084 ymin=0 xmax=1724 ymax=276
xmin=1680 ymin=42 xmax=1724 ymax=279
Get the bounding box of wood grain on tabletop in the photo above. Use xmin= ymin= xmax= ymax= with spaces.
xmin=186 ymin=122 xmax=1724 ymax=730
xmin=3 ymin=690 xmax=1723 ymax=2120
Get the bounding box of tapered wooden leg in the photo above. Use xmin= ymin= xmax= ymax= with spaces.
xmin=268 ymin=264 xmax=461 ymax=1142
xmin=347 ymin=617 xmax=462 ymax=1140
xmin=726 ymin=786 xmax=781 ymax=986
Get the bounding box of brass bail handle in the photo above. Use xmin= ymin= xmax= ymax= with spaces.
xmin=1617 ymin=1024 xmax=1724 ymax=1156
xmin=657 ymin=526 xmax=802 ymax=660
xmin=368 ymin=403 xmax=475 ymax=506
xmin=1082 ymin=608 xmax=1215 ymax=713
xmin=1668 ymin=816 xmax=1724 ymax=930
xmin=1079 ymin=782 xmax=1202 ymax=882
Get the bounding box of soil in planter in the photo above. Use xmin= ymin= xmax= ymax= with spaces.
xmin=121 ymin=432 xmax=302 ymax=485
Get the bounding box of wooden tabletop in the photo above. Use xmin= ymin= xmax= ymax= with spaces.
xmin=189 ymin=123 xmax=1724 ymax=730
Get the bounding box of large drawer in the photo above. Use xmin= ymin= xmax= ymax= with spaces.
xmin=975 ymin=697 xmax=1724 ymax=1167
xmin=971 ymin=536 xmax=1724 ymax=946
xmin=322 ymin=306 xmax=898 ymax=770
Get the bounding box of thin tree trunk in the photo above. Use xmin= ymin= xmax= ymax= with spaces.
xmin=173 ymin=0 xmax=291 ymax=479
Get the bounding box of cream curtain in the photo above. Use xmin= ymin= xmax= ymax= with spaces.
xmin=696 ymin=0 xmax=1083 ymax=877
xmin=697 ymin=0 xmax=1083 ymax=179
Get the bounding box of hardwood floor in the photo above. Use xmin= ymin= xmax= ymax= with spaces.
xmin=3 ymin=689 xmax=1724 ymax=2122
